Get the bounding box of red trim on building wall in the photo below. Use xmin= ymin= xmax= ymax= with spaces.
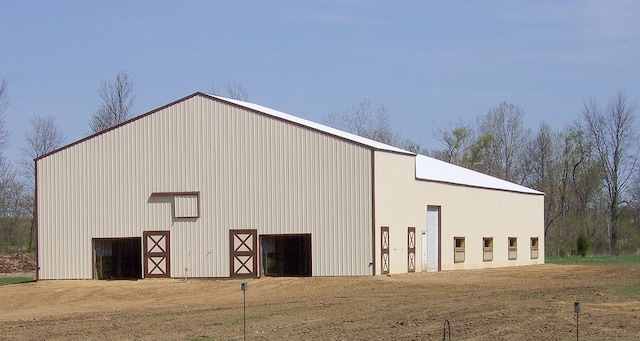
xmin=371 ymin=150 xmax=376 ymax=276
xmin=34 ymin=161 xmax=39 ymax=281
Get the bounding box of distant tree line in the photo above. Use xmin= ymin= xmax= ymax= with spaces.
xmin=328 ymin=93 xmax=640 ymax=257
xmin=0 ymin=72 xmax=133 ymax=252
xmin=0 ymin=73 xmax=253 ymax=252
xmin=2 ymin=71 xmax=638 ymax=258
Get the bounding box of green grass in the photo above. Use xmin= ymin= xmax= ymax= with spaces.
xmin=546 ymin=254 xmax=640 ymax=265
xmin=230 ymin=316 xmax=256 ymax=325
xmin=0 ymin=277 xmax=35 ymax=285
xmin=620 ymin=281 xmax=640 ymax=297
xmin=606 ymin=280 xmax=640 ymax=299
xmin=187 ymin=317 xmax=256 ymax=341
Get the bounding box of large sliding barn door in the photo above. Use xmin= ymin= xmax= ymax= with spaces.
xmin=143 ymin=231 xmax=170 ymax=278
xmin=230 ymin=229 xmax=258 ymax=278
xmin=381 ymin=226 xmax=390 ymax=275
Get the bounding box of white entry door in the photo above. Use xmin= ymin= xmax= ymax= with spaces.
xmin=423 ymin=206 xmax=440 ymax=272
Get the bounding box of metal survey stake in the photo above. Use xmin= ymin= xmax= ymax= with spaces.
xmin=241 ymin=282 xmax=247 ymax=341
xmin=574 ymin=300 xmax=581 ymax=341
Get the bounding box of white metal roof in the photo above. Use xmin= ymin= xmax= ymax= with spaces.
xmin=415 ymin=154 xmax=544 ymax=194
xmin=213 ymin=96 xmax=411 ymax=154
xmin=218 ymin=96 xmax=544 ymax=194
xmin=36 ymin=92 xmax=543 ymax=196
xmin=215 ymin=94 xmax=543 ymax=195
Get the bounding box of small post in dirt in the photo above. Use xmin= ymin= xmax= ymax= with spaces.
xmin=241 ymin=282 xmax=248 ymax=341
xmin=185 ymin=252 xmax=191 ymax=283
xmin=574 ymin=300 xmax=581 ymax=341
xmin=442 ymin=319 xmax=451 ymax=341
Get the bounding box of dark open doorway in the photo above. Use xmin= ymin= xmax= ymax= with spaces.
xmin=93 ymin=238 xmax=142 ymax=280
xmin=260 ymin=234 xmax=311 ymax=277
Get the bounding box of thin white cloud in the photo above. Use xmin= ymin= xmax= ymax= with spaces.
xmin=580 ymin=0 xmax=640 ymax=43
xmin=306 ymin=12 xmax=380 ymax=25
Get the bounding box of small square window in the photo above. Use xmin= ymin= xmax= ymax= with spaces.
xmin=454 ymin=237 xmax=465 ymax=263
xmin=174 ymin=193 xmax=200 ymax=219
xmin=530 ymin=237 xmax=539 ymax=259
xmin=483 ymin=237 xmax=493 ymax=262
xmin=508 ymin=237 xmax=518 ymax=260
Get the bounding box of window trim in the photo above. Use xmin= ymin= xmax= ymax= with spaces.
xmin=454 ymin=237 xmax=465 ymax=263
xmin=483 ymin=237 xmax=493 ymax=262
xmin=150 ymin=191 xmax=201 ymax=219
xmin=530 ymin=237 xmax=539 ymax=259
xmin=508 ymin=237 xmax=518 ymax=260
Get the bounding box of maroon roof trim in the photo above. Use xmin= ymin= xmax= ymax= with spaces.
xmin=197 ymin=93 xmax=414 ymax=156
xmin=35 ymin=92 xmax=203 ymax=161
xmin=36 ymin=92 xmax=413 ymax=162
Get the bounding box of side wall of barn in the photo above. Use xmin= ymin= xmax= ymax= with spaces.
xmin=373 ymin=151 xmax=544 ymax=275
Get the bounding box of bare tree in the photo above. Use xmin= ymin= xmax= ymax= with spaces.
xmin=211 ymin=80 xmax=249 ymax=101
xmin=0 ymin=155 xmax=31 ymax=251
xmin=525 ymin=123 xmax=556 ymax=189
xmin=583 ymin=92 xmax=639 ymax=255
xmin=0 ymin=79 xmax=8 ymax=112
xmin=525 ymin=123 xmax=558 ymax=235
xmin=326 ymin=99 xmax=398 ymax=145
xmin=478 ymin=102 xmax=531 ymax=183
xmin=0 ymin=79 xmax=9 ymax=150
xmin=89 ymin=72 xmax=135 ymax=133
xmin=523 ymin=122 xmax=587 ymax=240
xmin=21 ymin=116 xmax=64 ymax=251
xmin=0 ymin=161 xmax=31 ymax=248
xmin=400 ymin=139 xmax=428 ymax=155
xmin=631 ymin=172 xmax=640 ymax=239
xmin=0 ymin=80 xmax=31 ymax=251
xmin=225 ymin=81 xmax=249 ymax=101
xmin=21 ymin=116 xmax=65 ymax=188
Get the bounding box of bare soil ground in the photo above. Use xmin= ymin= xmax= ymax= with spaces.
xmin=1 ymin=264 xmax=639 ymax=340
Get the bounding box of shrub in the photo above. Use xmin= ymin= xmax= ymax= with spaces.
xmin=576 ymin=235 xmax=591 ymax=257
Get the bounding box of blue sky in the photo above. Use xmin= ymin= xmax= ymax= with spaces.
xmin=1 ymin=1 xmax=639 ymax=163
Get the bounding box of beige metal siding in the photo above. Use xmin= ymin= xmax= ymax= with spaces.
xmin=373 ymin=151 xmax=544 ymax=274
xmin=37 ymin=95 xmax=372 ymax=279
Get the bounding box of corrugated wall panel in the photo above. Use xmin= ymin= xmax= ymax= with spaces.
xmin=374 ymin=151 xmax=544 ymax=274
xmin=37 ymin=95 xmax=372 ymax=279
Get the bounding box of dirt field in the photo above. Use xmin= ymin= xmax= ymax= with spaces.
xmin=1 ymin=264 xmax=638 ymax=340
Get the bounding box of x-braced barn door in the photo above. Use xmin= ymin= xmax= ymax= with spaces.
xmin=408 ymin=227 xmax=416 ymax=272
xmin=230 ymin=229 xmax=258 ymax=278
xmin=381 ymin=226 xmax=390 ymax=274
xmin=143 ymin=231 xmax=170 ymax=278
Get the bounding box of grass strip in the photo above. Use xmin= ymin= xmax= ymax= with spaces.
xmin=546 ymin=254 xmax=640 ymax=265
xmin=0 ymin=277 xmax=35 ymax=285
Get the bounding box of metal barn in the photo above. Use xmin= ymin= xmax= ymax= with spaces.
xmin=35 ymin=93 xmax=544 ymax=280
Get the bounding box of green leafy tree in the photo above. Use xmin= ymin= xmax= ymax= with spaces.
xmin=432 ymin=121 xmax=474 ymax=165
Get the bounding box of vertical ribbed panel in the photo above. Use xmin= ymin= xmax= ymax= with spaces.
xmin=374 ymin=151 xmax=544 ymax=274
xmin=37 ymin=95 xmax=372 ymax=279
